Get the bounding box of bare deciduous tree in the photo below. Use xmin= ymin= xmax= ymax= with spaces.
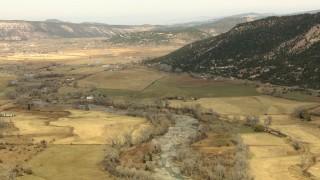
xmin=263 ymin=116 xmax=272 ymax=128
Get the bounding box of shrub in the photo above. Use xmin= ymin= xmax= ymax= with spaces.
xmin=214 ymin=163 xmax=226 ymax=180
xmin=310 ymin=109 xmax=320 ymax=116
xmin=292 ymin=107 xmax=311 ymax=121
xmin=245 ymin=116 xmax=259 ymax=127
xmin=0 ymin=145 xmax=6 ymax=149
xmin=254 ymin=124 xmax=265 ymax=132
xmin=24 ymin=168 xmax=33 ymax=175
xmin=288 ymin=137 xmax=302 ymax=150
xmin=263 ymin=116 xmax=272 ymax=127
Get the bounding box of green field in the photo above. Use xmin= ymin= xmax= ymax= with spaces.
xmin=90 ymin=75 xmax=259 ymax=104
xmin=136 ymin=78 xmax=258 ymax=98
xmin=282 ymin=92 xmax=316 ymax=101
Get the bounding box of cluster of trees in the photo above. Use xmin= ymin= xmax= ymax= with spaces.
xmin=101 ymin=101 xmax=215 ymax=179
xmin=146 ymin=63 xmax=172 ymax=72
xmin=300 ymin=153 xmax=318 ymax=172
xmin=292 ymin=107 xmax=311 ymax=121
xmin=0 ymin=120 xmax=15 ymax=138
xmin=99 ymin=99 xmax=252 ymax=180
xmin=177 ymin=104 xmax=220 ymax=123
xmin=102 ymin=130 xmax=158 ymax=180
xmin=310 ymin=108 xmax=320 ymax=116
xmin=243 ymin=115 xmax=272 ymax=132
xmin=94 ymin=96 xmax=132 ymax=110
xmin=175 ymin=135 xmax=249 ymax=180
xmin=260 ymin=86 xmax=287 ymax=97
xmin=3 ymin=164 xmax=33 ymax=179
xmin=260 ymin=86 xmax=320 ymax=98
xmin=6 ymin=74 xmax=64 ymax=108
xmin=286 ymin=136 xmax=303 ymax=151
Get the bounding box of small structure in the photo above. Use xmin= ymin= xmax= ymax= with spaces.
xmin=86 ymin=95 xmax=94 ymax=100
xmin=0 ymin=113 xmax=15 ymax=117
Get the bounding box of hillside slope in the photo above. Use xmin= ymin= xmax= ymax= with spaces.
xmin=195 ymin=17 xmax=256 ymax=35
xmin=146 ymin=13 xmax=320 ymax=89
xmin=107 ymin=28 xmax=211 ymax=46
xmin=0 ymin=20 xmax=157 ymax=41
xmin=106 ymin=17 xmax=255 ymax=46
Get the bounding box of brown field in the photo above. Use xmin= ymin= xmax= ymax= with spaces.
xmin=51 ymin=109 xmax=150 ymax=145
xmin=0 ymin=105 xmax=149 ymax=179
xmin=20 ymin=145 xmax=115 ymax=180
xmin=0 ymin=38 xmax=180 ymax=65
xmin=242 ymin=133 xmax=300 ymax=179
xmin=170 ymin=96 xmax=319 ymax=115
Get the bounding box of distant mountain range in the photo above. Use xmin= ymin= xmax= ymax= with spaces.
xmin=145 ymin=12 xmax=320 ymax=89
xmin=0 ymin=14 xmax=260 ymax=42
xmin=107 ymin=16 xmax=259 ymax=45
xmin=0 ymin=20 xmax=158 ymax=41
xmin=0 ymin=11 xmax=318 ymax=44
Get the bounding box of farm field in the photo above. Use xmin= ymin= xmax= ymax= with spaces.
xmin=20 ymin=145 xmax=115 ymax=180
xmin=242 ymin=133 xmax=300 ymax=180
xmin=75 ymin=67 xmax=259 ymax=103
xmin=0 ymin=104 xmax=149 ymax=179
xmin=169 ymin=96 xmax=319 ymax=115
xmin=0 ymin=38 xmax=180 ymax=65
xmin=169 ymin=94 xmax=320 ymax=179
xmin=78 ymin=67 xmax=167 ymax=91
xmin=1 ymin=38 xmax=320 ymax=179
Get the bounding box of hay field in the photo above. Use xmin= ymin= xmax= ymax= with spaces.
xmin=0 ymin=106 xmax=149 ymax=179
xmin=170 ymin=96 xmax=319 ymax=115
xmin=4 ymin=108 xmax=71 ymax=143
xmin=20 ymin=145 xmax=115 ymax=180
xmin=137 ymin=74 xmax=258 ymax=99
xmin=3 ymin=108 xmax=149 ymax=145
xmin=242 ymin=133 xmax=300 ymax=180
xmin=51 ymin=110 xmax=149 ymax=144
xmin=271 ymin=123 xmax=320 ymax=155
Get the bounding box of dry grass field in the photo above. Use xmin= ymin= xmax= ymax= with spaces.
xmin=170 ymin=96 xmax=319 ymax=115
xmin=0 ymin=105 xmax=149 ymax=179
xmin=0 ymin=73 xmax=16 ymax=98
xmin=242 ymin=133 xmax=300 ymax=179
xmin=20 ymin=145 xmax=115 ymax=180
xmin=0 ymin=38 xmax=180 ymax=65
xmin=51 ymin=110 xmax=149 ymax=145
xmin=2 ymin=107 xmax=71 ymax=143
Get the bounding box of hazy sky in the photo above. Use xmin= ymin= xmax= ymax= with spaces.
xmin=1 ymin=0 xmax=319 ymax=24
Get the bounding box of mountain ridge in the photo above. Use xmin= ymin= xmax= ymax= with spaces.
xmin=145 ymin=13 xmax=320 ymax=89
xmin=0 ymin=20 xmax=158 ymax=41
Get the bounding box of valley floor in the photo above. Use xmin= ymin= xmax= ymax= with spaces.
xmin=0 ymin=39 xmax=319 ymax=179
